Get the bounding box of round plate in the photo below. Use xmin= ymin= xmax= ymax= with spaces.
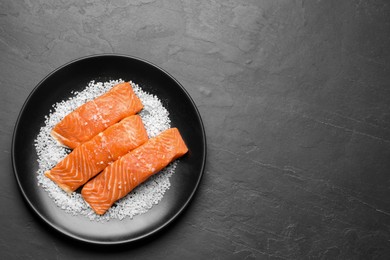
xmin=12 ymin=54 xmax=206 ymax=244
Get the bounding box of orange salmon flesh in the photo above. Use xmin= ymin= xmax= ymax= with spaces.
xmin=81 ymin=128 xmax=188 ymax=215
xmin=45 ymin=115 xmax=148 ymax=193
xmin=51 ymin=82 xmax=143 ymax=149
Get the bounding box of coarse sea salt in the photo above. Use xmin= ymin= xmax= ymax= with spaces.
xmin=34 ymin=79 xmax=176 ymax=222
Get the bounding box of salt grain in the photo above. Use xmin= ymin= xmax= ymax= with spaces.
xmin=34 ymin=79 xmax=175 ymax=221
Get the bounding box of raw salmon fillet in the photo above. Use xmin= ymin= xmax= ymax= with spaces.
xmin=51 ymin=82 xmax=143 ymax=149
xmin=45 ymin=115 xmax=148 ymax=193
xmin=81 ymin=128 xmax=188 ymax=215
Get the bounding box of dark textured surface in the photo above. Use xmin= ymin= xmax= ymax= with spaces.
xmin=1 ymin=0 xmax=390 ymax=259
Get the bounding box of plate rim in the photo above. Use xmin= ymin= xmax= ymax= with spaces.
xmin=11 ymin=53 xmax=207 ymax=245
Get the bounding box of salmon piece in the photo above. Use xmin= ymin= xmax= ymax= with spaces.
xmin=81 ymin=128 xmax=188 ymax=215
xmin=51 ymin=82 xmax=143 ymax=149
xmin=45 ymin=115 xmax=148 ymax=193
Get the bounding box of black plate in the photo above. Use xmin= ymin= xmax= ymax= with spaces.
xmin=12 ymin=54 xmax=206 ymax=244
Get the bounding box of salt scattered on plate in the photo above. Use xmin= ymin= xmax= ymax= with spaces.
xmin=34 ymin=79 xmax=176 ymax=222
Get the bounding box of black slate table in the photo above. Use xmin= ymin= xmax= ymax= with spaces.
xmin=1 ymin=1 xmax=390 ymax=259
